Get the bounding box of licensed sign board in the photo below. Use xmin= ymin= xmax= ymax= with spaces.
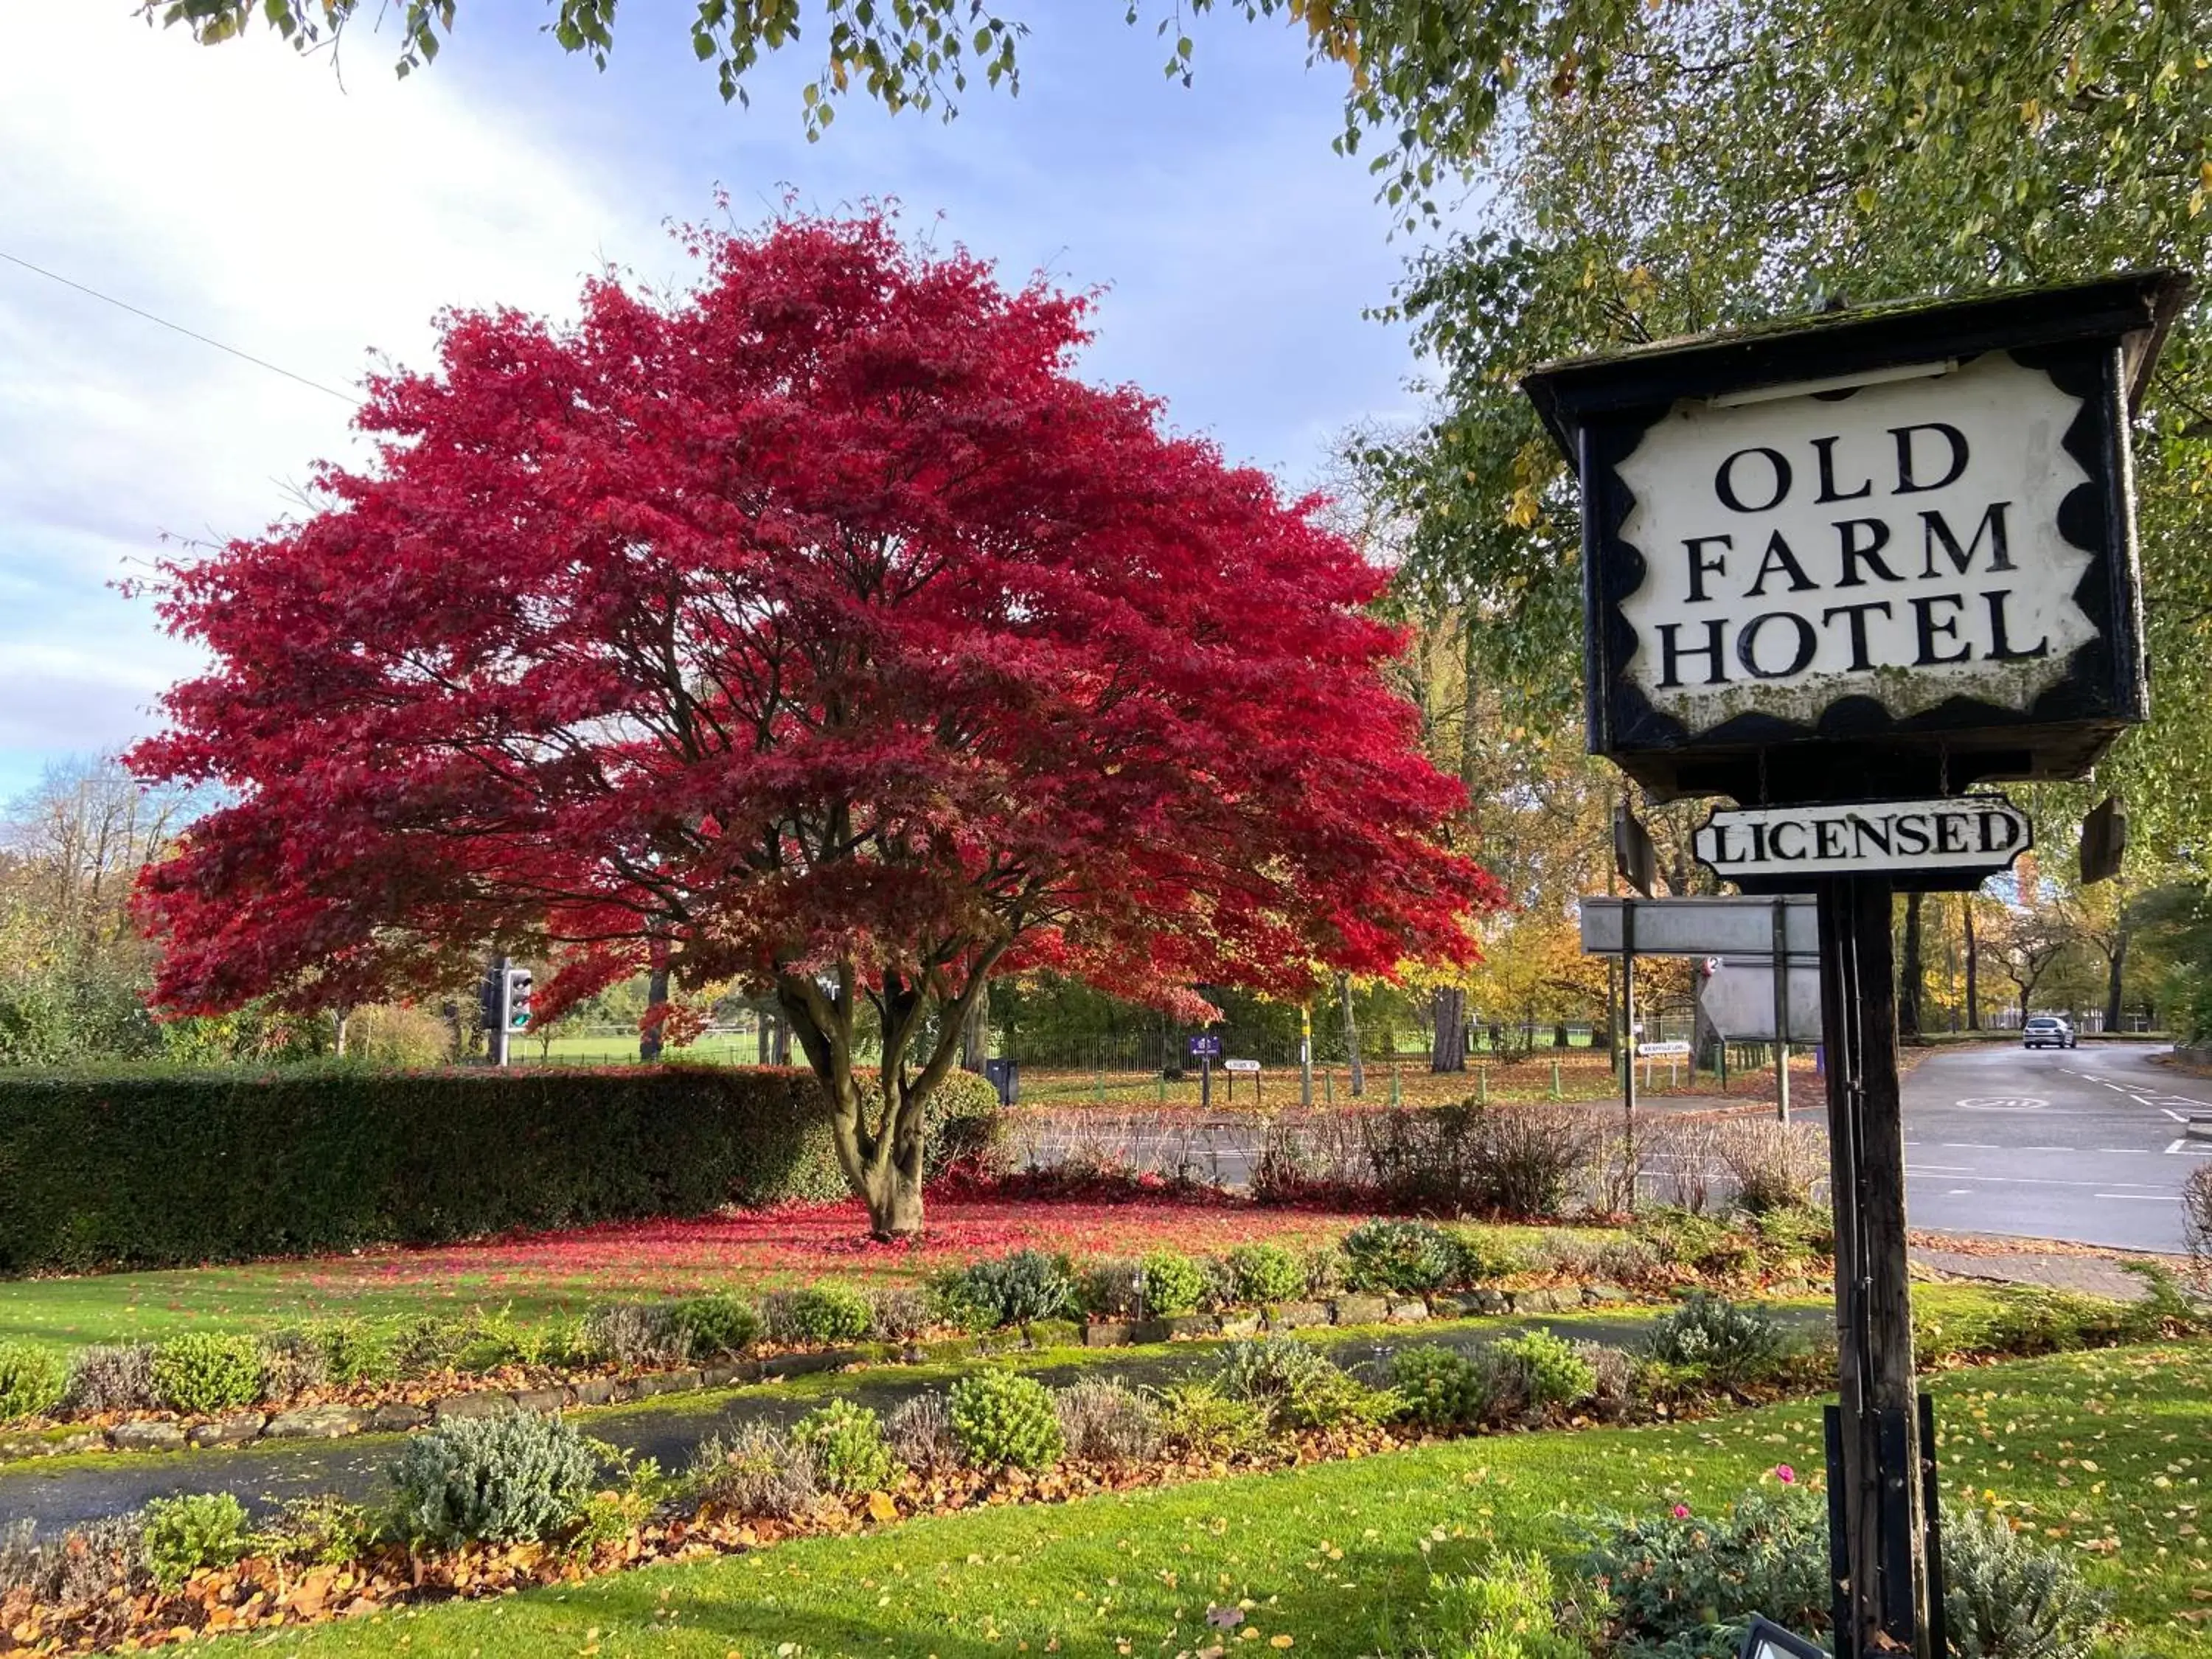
xmin=1186 ymin=1033 xmax=1224 ymax=1060
xmin=1521 ymin=273 xmax=2187 ymax=801
xmin=1692 ymin=794 xmax=2031 ymax=891
xmin=1580 ymin=894 xmax=1818 ymax=959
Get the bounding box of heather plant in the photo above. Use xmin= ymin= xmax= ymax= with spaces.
xmin=769 ymin=1283 xmax=876 ymax=1346
xmin=690 ymin=1421 xmax=821 ymax=1519
xmin=1077 ymin=1258 xmax=1146 ymax=1320
xmin=64 ymin=1343 xmax=157 ymax=1415
xmin=790 ymin=1399 xmax=897 ymax=1495
xmin=150 ymin=1332 xmax=262 ymax=1415
xmin=1151 ymin=1377 xmax=1269 ymax=1459
xmin=1576 ymin=1487 xmax=1829 ymax=1658
xmin=1340 ymin=1218 xmax=1457 ymax=1294
xmin=671 ymin=1293 xmax=761 ymax=1358
xmin=1138 ymin=1249 xmax=1208 ymax=1316
xmin=925 ymin=1270 xmax=1003 ymax=1334
xmin=1224 ymin=1242 xmax=1307 ymax=1304
xmin=255 ymin=1329 xmax=330 ymax=1401
xmin=1214 ymin=1336 xmax=1334 ymax=1402
xmin=961 ymin=1251 xmax=1077 ymax=1326
xmin=0 ymin=1515 xmax=147 ymax=1610
xmin=1493 ymin=1329 xmax=1598 ymax=1412
xmin=866 ymin=1286 xmax=934 ymax=1342
xmin=947 ymin=1369 xmax=1063 ymax=1471
xmin=582 ymin=1301 xmax=689 ymax=1368
xmin=1941 ymin=1503 xmax=2109 ymax=1658
xmin=142 ymin=1493 xmax=254 ymax=1592
xmin=885 ymin=1394 xmax=961 ymax=1471
xmin=312 ymin=1321 xmax=394 ymax=1388
xmin=1054 ymin=1377 xmax=1163 ymax=1463
xmin=388 ymin=1411 xmax=599 ymax=1545
xmin=0 ymin=1342 xmax=69 ymax=1424
xmin=390 ymin=1315 xmax=471 ymax=1377
xmin=1641 ymin=1294 xmax=1790 ymax=1391
xmin=267 ymin=1497 xmax=378 ymax=1567
xmin=1391 ymin=1345 xmax=1505 ymax=1431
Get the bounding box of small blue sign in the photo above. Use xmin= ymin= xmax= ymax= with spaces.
xmin=1186 ymin=1033 xmax=1223 ymax=1059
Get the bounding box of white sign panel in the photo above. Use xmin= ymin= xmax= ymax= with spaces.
xmin=1579 ymin=895 xmax=1818 ymax=959
xmin=1698 ymin=959 xmax=1826 ymax=1043
xmin=1637 ymin=1040 xmax=1692 ymax=1058
xmin=1692 ymin=796 xmax=2031 ymax=880
xmin=1222 ymin=1058 xmax=1261 ymax=1073
xmin=1615 ymin=353 xmax=2096 ymax=732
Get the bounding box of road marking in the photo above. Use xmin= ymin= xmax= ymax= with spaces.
xmin=2021 ymin=1145 xmax=2073 ymax=1152
xmin=1905 ymin=1169 xmax=2170 ymax=1189
xmin=2168 ymin=1139 xmax=2212 ymax=1155
xmin=1940 ymin=1141 xmax=2003 ymax=1149
xmin=2163 ymin=1109 xmax=2193 ymax=1123
xmin=2094 ymin=1193 xmax=2179 ymax=1202
xmin=1947 ymin=1188 xmax=1973 ymax=1194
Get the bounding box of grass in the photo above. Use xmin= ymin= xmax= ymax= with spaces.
xmin=215 ymin=1337 xmax=2212 ymax=1658
xmin=0 ymin=1197 xmax=1405 ymax=1357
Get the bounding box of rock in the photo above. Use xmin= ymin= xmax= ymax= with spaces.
xmin=1330 ymin=1295 xmax=1391 ymax=1327
xmin=1084 ymin=1322 xmax=1134 ymax=1348
xmin=698 ymin=1362 xmax=754 ymax=1387
xmin=627 ymin=1369 xmax=703 ymax=1399
xmin=763 ymin=1350 xmax=850 ymax=1380
xmin=366 ymin=1402 xmax=431 ymax=1433
xmin=1388 ymin=1300 xmax=1430 ymax=1323
xmin=568 ymin=1377 xmax=617 ymax=1407
xmin=187 ymin=1413 xmax=265 ymax=1448
xmin=264 ymin=1406 xmax=365 ymax=1440
xmin=1467 ymin=1289 xmax=1509 ymax=1315
xmin=1267 ymin=1301 xmax=1330 ymax=1331
xmin=55 ymin=1431 xmax=105 ymax=1455
xmin=1216 ymin=1312 xmax=1265 ymax=1340
xmin=1580 ymin=1282 xmax=1630 ymax=1307
xmin=510 ymin=1388 xmax=568 ymax=1415
xmin=1514 ymin=1287 xmax=1578 ymax=1315
xmin=432 ymin=1392 xmax=514 ymax=1423
xmin=111 ymin=1421 xmax=188 ymax=1453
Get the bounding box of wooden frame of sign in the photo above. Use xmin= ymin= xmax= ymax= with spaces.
xmin=1520 ymin=272 xmax=2188 ymax=807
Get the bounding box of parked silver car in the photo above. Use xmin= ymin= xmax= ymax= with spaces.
xmin=2022 ymin=1015 xmax=2077 ymax=1050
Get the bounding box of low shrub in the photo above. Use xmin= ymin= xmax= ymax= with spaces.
xmin=1138 ymin=1249 xmax=1208 ymax=1316
xmin=64 ymin=1343 xmax=157 ymax=1415
xmin=1276 ymin=1363 xmax=1397 ymax=1430
xmin=1579 ymin=1341 xmax=1635 ymax=1421
xmin=1214 ymin=1336 xmax=1332 ymax=1402
xmin=1391 ymin=1345 xmax=1502 ymax=1431
xmin=1493 ymin=1329 xmax=1598 ymax=1412
xmin=866 ymin=1287 xmax=934 ymax=1343
xmin=1632 ymin=1208 xmax=1761 ymax=1281
xmin=671 ymin=1294 xmax=760 ymax=1359
xmin=1054 ymin=1377 xmax=1162 ymax=1463
xmin=1394 ymin=1552 xmax=1598 ymax=1659
xmin=790 ymin=1399 xmax=897 ymax=1495
xmin=1152 ymin=1377 xmax=1269 ymax=1459
xmin=0 ymin=1342 xmax=69 ymax=1424
xmin=1224 ymin=1242 xmax=1307 ymax=1304
xmin=961 ymin=1251 xmax=1077 ymax=1327
xmin=1750 ymin=1204 xmax=1834 ymax=1267
xmin=690 ymin=1421 xmax=820 ymax=1519
xmin=312 ymin=1322 xmax=394 ymax=1388
xmin=1340 ymin=1218 xmax=1458 ymax=1294
xmin=1301 ymin=1244 xmax=1348 ymax=1298
xmin=885 ymin=1394 xmax=961 ymax=1471
xmin=947 ymin=1370 xmax=1063 ymax=1471
xmin=1576 ymin=1488 xmax=1829 ymax=1657
xmin=387 ymin=1410 xmax=599 ymax=1545
xmin=1443 ymin=1225 xmax=1536 ymax=1283
xmin=255 ymin=1329 xmax=330 ymax=1401
xmin=142 ymin=1493 xmax=253 ymax=1592
xmin=267 ymin=1496 xmax=378 ymax=1567
xmin=1715 ymin=1121 xmax=1829 ymax=1214
xmin=1641 ymin=1294 xmax=1790 ymax=1390
xmin=150 ymin=1332 xmax=262 ymax=1415
xmin=2185 ymin=1164 xmax=2212 ymax=1290
xmin=769 ymin=1283 xmax=876 ymax=1346
xmin=390 ymin=1316 xmax=470 ymax=1377
xmin=925 ymin=1270 xmax=1003 ymax=1334
xmin=581 ymin=1302 xmax=688 ymax=1368
xmin=1460 ymin=1104 xmax=1604 ymax=1219
xmin=1076 ymin=1259 xmax=1145 ymax=1320
xmin=0 ymin=1515 xmax=145 ymax=1610
xmin=1943 ymin=1503 xmax=2110 ymax=1658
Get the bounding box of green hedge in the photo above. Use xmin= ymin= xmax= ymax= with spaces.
xmin=0 ymin=1065 xmax=1001 ymax=1274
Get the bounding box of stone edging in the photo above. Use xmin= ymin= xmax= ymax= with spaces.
xmin=0 ymin=1283 xmax=1631 ymax=1464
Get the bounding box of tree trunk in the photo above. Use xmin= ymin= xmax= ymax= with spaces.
xmin=771 ymin=1015 xmax=790 ymax=1065
xmin=1964 ymin=903 xmax=1981 ymax=1031
xmin=640 ymin=959 xmax=669 ymax=1062
xmin=757 ymin=1009 xmax=771 ymax=1065
xmin=333 ymin=1007 xmax=351 ymax=1058
xmin=961 ymin=995 xmax=987 ymax=1073
xmin=2104 ymin=926 xmax=2129 ymax=1032
xmin=1430 ymin=985 xmax=1467 ymax=1072
xmin=1338 ymin=973 xmax=1364 ymax=1096
xmin=1899 ymin=891 xmax=1924 ymax=1039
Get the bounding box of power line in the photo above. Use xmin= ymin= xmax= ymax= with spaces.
xmin=0 ymin=248 xmax=357 ymax=405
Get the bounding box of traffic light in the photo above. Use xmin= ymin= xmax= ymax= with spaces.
xmin=505 ymin=967 xmax=533 ymax=1031
xmin=478 ymin=967 xmax=502 ymax=1034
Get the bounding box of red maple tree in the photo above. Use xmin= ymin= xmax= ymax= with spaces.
xmin=131 ymin=213 xmax=1498 ymax=1237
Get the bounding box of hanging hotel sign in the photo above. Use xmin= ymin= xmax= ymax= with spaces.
xmin=1692 ymin=793 xmax=2032 ymax=887
xmin=1521 ymin=273 xmax=2187 ymax=802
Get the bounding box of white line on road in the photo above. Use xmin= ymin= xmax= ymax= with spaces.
xmin=2167 ymin=1139 xmax=2212 ymax=1155
xmin=1940 ymin=1142 xmax=2002 ymax=1150
xmin=2094 ymin=1193 xmax=2179 ymax=1202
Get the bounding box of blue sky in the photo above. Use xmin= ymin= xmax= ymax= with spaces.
xmin=0 ymin=4 xmax=1437 ymax=805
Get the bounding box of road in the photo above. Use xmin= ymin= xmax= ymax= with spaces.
xmin=1800 ymin=1042 xmax=2212 ymax=1253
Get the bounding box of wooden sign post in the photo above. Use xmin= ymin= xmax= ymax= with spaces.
xmin=1527 ymin=272 xmax=2185 ymax=1659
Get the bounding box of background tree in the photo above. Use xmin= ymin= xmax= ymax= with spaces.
xmin=131 ymin=212 xmax=1494 ymax=1237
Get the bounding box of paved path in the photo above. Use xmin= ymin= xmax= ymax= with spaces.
xmin=1909 ymin=1245 xmax=2157 ymax=1301
xmin=1799 ymin=1043 xmax=2211 ymax=1253
xmin=0 ymin=1307 xmax=1797 ymax=1535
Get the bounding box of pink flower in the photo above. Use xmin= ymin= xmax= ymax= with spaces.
xmin=1671 ymin=1503 xmax=1691 ymax=1519
xmin=1773 ymin=1464 xmax=1796 ymax=1485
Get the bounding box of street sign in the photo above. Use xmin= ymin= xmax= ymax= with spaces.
xmin=1580 ymin=894 xmax=1818 ymax=959
xmin=1637 ymin=1040 xmax=1692 ymax=1058
xmin=1222 ymin=1058 xmax=1261 ymax=1073
xmin=1520 ymin=272 xmax=2185 ymax=802
xmin=1691 ymin=795 xmax=2031 ymax=891
xmin=1614 ymin=802 xmax=1659 ymax=897
xmin=1698 ymin=956 xmax=1825 ymax=1043
xmin=1186 ymin=1033 xmax=1224 ymax=1060
xmin=2081 ymin=795 xmax=2127 ymax=885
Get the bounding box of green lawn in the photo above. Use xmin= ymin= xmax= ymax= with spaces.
xmin=223 ymin=1338 xmax=2212 ymax=1659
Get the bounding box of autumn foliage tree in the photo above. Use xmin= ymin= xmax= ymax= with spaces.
xmin=130 ymin=213 xmax=1495 ymax=1237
